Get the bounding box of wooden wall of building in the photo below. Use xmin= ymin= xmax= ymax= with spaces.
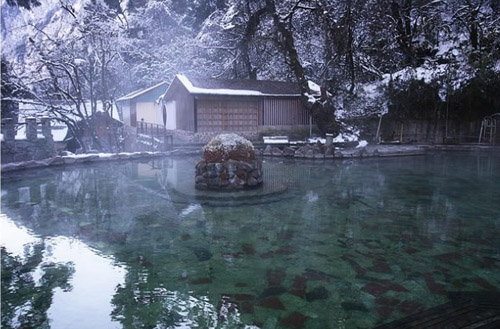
xmin=196 ymin=98 xmax=260 ymax=132
xmin=262 ymin=98 xmax=309 ymax=126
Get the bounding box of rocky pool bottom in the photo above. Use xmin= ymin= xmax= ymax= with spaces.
xmin=1 ymin=152 xmax=499 ymax=329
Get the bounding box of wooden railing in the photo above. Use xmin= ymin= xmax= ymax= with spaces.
xmin=137 ymin=119 xmax=173 ymax=150
xmin=138 ymin=120 xmax=167 ymax=137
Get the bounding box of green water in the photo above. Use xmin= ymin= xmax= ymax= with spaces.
xmin=1 ymin=153 xmax=499 ymax=329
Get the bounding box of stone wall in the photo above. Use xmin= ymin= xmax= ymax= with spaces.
xmin=1 ymin=118 xmax=56 ymax=163
xmin=195 ymin=159 xmax=263 ymax=190
xmin=169 ymin=125 xmax=315 ymax=145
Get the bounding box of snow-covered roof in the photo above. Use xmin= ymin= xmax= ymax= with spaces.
xmin=117 ymin=81 xmax=169 ymax=102
xmin=174 ymin=74 xmax=303 ymax=97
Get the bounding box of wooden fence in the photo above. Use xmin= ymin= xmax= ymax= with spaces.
xmin=137 ymin=120 xmax=173 ymax=150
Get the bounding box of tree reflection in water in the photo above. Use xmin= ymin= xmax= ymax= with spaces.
xmin=1 ymin=243 xmax=74 ymax=329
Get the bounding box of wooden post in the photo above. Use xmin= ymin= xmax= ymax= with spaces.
xmin=478 ymin=119 xmax=484 ymax=144
xmin=163 ymin=126 xmax=166 ymax=151
xmin=309 ymin=115 xmax=312 ymax=137
xmin=375 ymin=114 xmax=383 ymax=143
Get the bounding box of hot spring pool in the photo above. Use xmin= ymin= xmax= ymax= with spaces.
xmin=1 ymin=152 xmax=499 ymax=328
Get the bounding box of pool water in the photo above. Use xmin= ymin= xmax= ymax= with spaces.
xmin=1 ymin=153 xmax=499 ymax=329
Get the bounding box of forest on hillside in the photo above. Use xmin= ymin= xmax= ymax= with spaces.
xmin=2 ymin=0 xmax=500 ymax=136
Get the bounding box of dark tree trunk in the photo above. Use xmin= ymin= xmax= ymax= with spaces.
xmin=469 ymin=7 xmax=479 ymax=50
xmin=239 ymin=7 xmax=266 ymax=80
xmin=265 ymin=0 xmax=338 ymax=134
xmin=390 ymin=0 xmax=415 ymax=65
xmin=346 ymin=0 xmax=356 ymax=93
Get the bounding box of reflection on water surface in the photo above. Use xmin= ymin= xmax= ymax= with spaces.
xmin=1 ymin=153 xmax=500 ymax=328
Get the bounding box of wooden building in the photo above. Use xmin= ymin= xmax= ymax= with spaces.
xmin=161 ymin=75 xmax=314 ymax=134
xmin=117 ymin=81 xmax=169 ymax=127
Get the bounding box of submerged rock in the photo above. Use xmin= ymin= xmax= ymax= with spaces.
xmin=305 ymin=286 xmax=330 ymax=302
xmin=280 ymin=311 xmax=308 ymax=329
xmin=260 ymin=286 xmax=287 ymax=298
xmin=341 ymin=301 xmax=369 ymax=312
xmin=258 ymin=296 xmax=286 ymax=310
xmin=189 ymin=277 xmax=212 ymax=284
xmin=267 ymin=268 xmax=287 ymax=286
xmin=192 ymin=246 xmax=212 ymax=261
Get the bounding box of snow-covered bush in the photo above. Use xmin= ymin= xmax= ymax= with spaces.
xmin=202 ymin=133 xmax=255 ymax=163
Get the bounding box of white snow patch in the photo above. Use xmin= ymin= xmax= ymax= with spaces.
xmin=356 ymin=140 xmax=368 ymax=148
xmin=307 ymin=80 xmax=321 ymax=95
xmin=333 ymin=128 xmax=360 ymax=143
xmin=305 ymin=92 xmax=317 ymax=104
xmin=382 ymin=65 xmax=447 ymax=85
xmin=494 ymin=60 xmax=500 ymax=73
xmin=308 ymin=137 xmax=326 ymax=144
xmin=362 ymin=82 xmax=383 ymax=99
xmin=304 ymin=191 xmax=319 ymax=203
xmin=382 ymin=64 xmax=474 ymax=91
xmin=335 ymin=108 xmax=347 ymax=119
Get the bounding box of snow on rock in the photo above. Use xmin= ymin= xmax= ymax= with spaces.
xmin=202 ymin=133 xmax=256 ymax=163
xmin=203 ymin=133 xmax=254 ymax=153
xmin=356 ymin=140 xmax=368 ymax=148
xmin=305 ymin=80 xmax=324 ymax=105
xmin=382 ymin=65 xmax=447 ymax=85
xmin=308 ymin=137 xmax=326 ymax=144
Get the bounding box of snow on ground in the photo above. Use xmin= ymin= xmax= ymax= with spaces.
xmin=60 ymin=151 xmax=159 ymax=159
xmin=309 ymin=132 xmax=367 ymax=147
xmin=333 ymin=130 xmax=359 ymax=143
